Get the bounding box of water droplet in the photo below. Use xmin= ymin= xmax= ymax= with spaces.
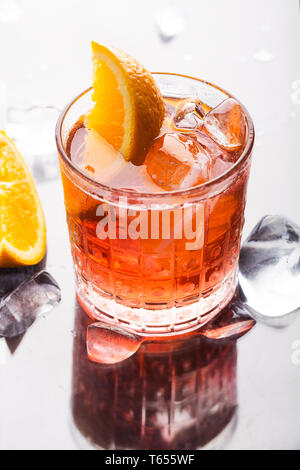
xmin=0 ymin=0 xmax=21 ymax=23
xmin=290 ymin=80 xmax=300 ymax=105
xmin=254 ymin=49 xmax=274 ymax=63
xmin=155 ymin=6 xmax=186 ymax=42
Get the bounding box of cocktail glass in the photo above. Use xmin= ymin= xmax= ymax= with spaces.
xmin=56 ymin=73 xmax=254 ymax=335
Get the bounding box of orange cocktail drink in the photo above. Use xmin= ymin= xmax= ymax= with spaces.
xmin=56 ymin=44 xmax=254 ymax=334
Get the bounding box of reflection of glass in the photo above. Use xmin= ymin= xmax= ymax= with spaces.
xmin=56 ymin=74 xmax=254 ymax=334
xmin=71 ymin=302 xmax=237 ymax=450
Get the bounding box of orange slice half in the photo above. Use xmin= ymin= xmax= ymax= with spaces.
xmin=0 ymin=131 xmax=46 ymax=267
xmin=85 ymin=42 xmax=166 ymax=165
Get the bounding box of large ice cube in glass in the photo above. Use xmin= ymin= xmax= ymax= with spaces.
xmin=195 ymin=131 xmax=235 ymax=178
xmin=145 ymin=133 xmax=211 ymax=190
xmin=204 ymin=98 xmax=246 ymax=152
xmin=172 ymin=101 xmax=203 ymax=131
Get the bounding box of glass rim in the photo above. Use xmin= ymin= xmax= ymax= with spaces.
xmin=55 ymin=72 xmax=255 ymax=200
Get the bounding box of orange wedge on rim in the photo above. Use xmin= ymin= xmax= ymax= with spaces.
xmin=0 ymin=131 xmax=46 ymax=267
xmin=85 ymin=42 xmax=166 ymax=165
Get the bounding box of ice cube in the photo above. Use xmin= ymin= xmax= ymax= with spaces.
xmin=239 ymin=215 xmax=300 ymax=318
xmin=87 ymin=322 xmax=141 ymax=364
xmin=204 ymin=98 xmax=246 ymax=152
xmin=200 ymin=298 xmax=255 ymax=341
xmin=69 ymin=126 xmax=87 ymax=167
xmin=172 ymin=101 xmax=203 ymax=131
xmin=0 ymin=256 xmax=46 ymax=299
xmin=155 ymin=6 xmax=186 ymax=42
xmin=0 ymin=271 xmax=61 ymax=338
xmin=6 ymin=105 xmax=60 ymax=182
xmin=71 ymin=128 xmax=127 ymax=183
xmin=6 ymin=105 xmax=59 ymax=155
xmin=145 ymin=133 xmax=211 ymax=190
xmin=195 ymin=131 xmax=235 ymax=177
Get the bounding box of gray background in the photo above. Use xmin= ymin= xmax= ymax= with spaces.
xmin=0 ymin=0 xmax=299 ymax=450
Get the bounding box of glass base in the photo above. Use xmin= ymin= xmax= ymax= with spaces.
xmin=76 ymin=268 xmax=237 ymax=335
xmin=70 ymin=409 xmax=238 ymax=451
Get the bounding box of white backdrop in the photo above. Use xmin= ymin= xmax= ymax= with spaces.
xmin=0 ymin=0 xmax=299 ymax=450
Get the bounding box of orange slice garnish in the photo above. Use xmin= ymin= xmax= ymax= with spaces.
xmin=85 ymin=42 xmax=165 ymax=165
xmin=0 ymin=131 xmax=46 ymax=267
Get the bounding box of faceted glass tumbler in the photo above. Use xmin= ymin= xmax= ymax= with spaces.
xmin=56 ymin=74 xmax=254 ymax=334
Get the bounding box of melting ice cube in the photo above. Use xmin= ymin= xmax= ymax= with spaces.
xmin=195 ymin=131 xmax=235 ymax=178
xmin=87 ymin=322 xmax=141 ymax=364
xmin=204 ymin=98 xmax=246 ymax=152
xmin=0 ymin=271 xmax=61 ymax=338
xmin=145 ymin=133 xmax=211 ymax=190
xmin=0 ymin=258 xmax=46 ymax=299
xmin=239 ymin=215 xmax=300 ymax=318
xmin=172 ymin=101 xmax=203 ymax=130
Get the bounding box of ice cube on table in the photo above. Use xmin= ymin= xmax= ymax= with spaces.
xmin=0 ymin=257 xmax=46 ymax=299
xmin=204 ymin=98 xmax=246 ymax=152
xmin=239 ymin=215 xmax=300 ymax=318
xmin=0 ymin=271 xmax=61 ymax=338
xmin=87 ymin=322 xmax=141 ymax=364
xmin=145 ymin=133 xmax=211 ymax=190
xmin=6 ymin=105 xmax=60 ymax=182
xmin=6 ymin=105 xmax=59 ymax=156
xmin=172 ymin=101 xmax=203 ymax=131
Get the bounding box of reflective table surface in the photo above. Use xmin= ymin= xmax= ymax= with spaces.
xmin=0 ymin=0 xmax=299 ymax=450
